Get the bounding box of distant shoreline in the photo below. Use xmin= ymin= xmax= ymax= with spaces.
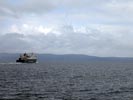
xmin=0 ymin=53 xmax=133 ymax=63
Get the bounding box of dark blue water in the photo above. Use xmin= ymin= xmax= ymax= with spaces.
xmin=0 ymin=61 xmax=133 ymax=100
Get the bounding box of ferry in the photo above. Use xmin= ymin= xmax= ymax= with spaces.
xmin=16 ymin=53 xmax=37 ymax=63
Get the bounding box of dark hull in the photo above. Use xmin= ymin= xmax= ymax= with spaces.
xmin=16 ymin=59 xmax=37 ymax=63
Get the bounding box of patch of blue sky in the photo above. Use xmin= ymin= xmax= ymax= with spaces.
xmin=6 ymin=0 xmax=24 ymax=6
xmin=0 ymin=19 xmax=13 ymax=27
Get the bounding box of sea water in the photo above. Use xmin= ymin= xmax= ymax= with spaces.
xmin=0 ymin=61 xmax=133 ymax=100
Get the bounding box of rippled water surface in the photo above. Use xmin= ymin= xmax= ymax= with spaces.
xmin=0 ymin=61 xmax=133 ymax=100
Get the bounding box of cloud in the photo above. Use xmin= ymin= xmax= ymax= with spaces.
xmin=1 ymin=24 xmax=133 ymax=57
xmin=1 ymin=0 xmax=133 ymax=26
xmin=0 ymin=33 xmax=31 ymax=53
xmin=0 ymin=0 xmax=61 ymax=18
xmin=1 ymin=0 xmax=133 ymax=18
xmin=0 ymin=0 xmax=133 ymax=57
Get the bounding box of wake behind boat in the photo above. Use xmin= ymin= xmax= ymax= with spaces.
xmin=16 ymin=53 xmax=37 ymax=63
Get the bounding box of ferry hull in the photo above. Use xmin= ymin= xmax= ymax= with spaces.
xmin=16 ymin=59 xmax=37 ymax=63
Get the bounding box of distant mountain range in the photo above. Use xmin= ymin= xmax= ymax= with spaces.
xmin=0 ymin=53 xmax=133 ymax=63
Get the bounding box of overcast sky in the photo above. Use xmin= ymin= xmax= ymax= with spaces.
xmin=0 ymin=0 xmax=133 ymax=57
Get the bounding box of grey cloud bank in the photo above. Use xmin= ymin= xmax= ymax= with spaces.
xmin=0 ymin=25 xmax=133 ymax=57
xmin=0 ymin=0 xmax=133 ymax=57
